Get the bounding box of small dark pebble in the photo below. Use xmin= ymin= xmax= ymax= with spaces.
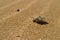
xmin=16 ymin=35 xmax=20 ymax=37
xmin=17 ymin=9 xmax=20 ymax=12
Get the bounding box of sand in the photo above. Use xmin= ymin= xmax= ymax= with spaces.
xmin=0 ymin=0 xmax=60 ymax=40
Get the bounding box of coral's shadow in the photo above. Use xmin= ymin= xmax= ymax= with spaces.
xmin=33 ymin=20 xmax=48 ymax=25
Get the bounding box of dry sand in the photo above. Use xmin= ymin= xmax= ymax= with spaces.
xmin=0 ymin=0 xmax=60 ymax=40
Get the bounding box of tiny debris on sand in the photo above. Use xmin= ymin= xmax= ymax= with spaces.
xmin=17 ymin=9 xmax=20 ymax=12
xmin=33 ymin=16 xmax=48 ymax=25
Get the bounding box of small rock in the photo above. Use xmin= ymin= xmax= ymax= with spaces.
xmin=16 ymin=35 xmax=20 ymax=37
xmin=17 ymin=9 xmax=20 ymax=12
xmin=33 ymin=16 xmax=48 ymax=25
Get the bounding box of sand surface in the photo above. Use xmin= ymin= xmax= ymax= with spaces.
xmin=0 ymin=0 xmax=60 ymax=40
